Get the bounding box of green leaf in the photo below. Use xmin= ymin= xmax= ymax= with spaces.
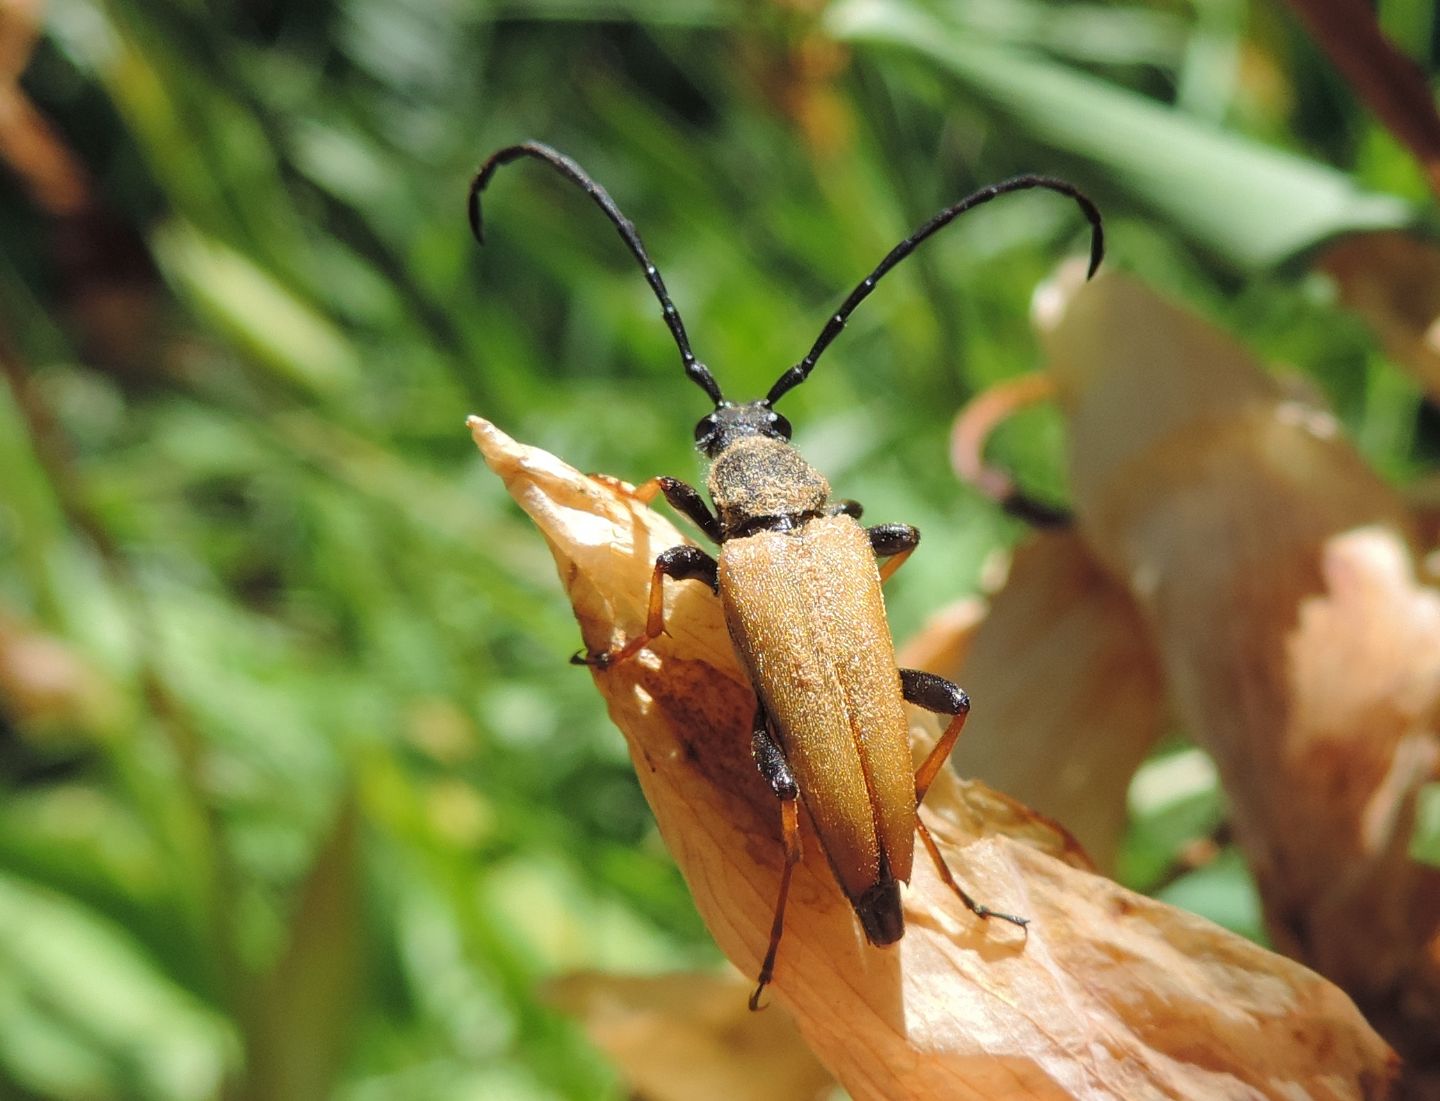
xmin=1411 ymin=782 xmax=1440 ymax=869
xmin=828 ymin=0 xmax=1415 ymax=270
xmin=0 ymin=872 xmax=232 ymax=1101
xmin=152 ymin=221 xmax=361 ymax=395
xmin=236 ymin=797 xmax=362 ymax=1101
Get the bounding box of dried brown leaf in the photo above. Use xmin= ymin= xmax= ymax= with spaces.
xmin=471 ymin=416 xmax=1395 ymax=1100
xmin=1037 ymin=267 xmax=1440 ymax=1079
xmin=546 ymin=970 xmax=834 ymax=1101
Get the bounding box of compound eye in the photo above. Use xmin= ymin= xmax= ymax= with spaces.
xmin=694 ymin=414 xmax=718 ymax=443
xmin=769 ymin=411 xmax=792 ymax=439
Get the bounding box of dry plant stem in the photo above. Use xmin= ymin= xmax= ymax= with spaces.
xmin=1280 ymin=0 xmax=1440 ymax=197
xmin=471 ymin=414 xmax=1395 ymax=1101
xmin=1 ymin=9 xmax=160 ymax=378
xmin=0 ymin=0 xmax=88 ymax=216
xmin=1036 ymin=268 xmax=1440 ymax=1081
xmin=949 ymin=372 xmax=1056 ymax=505
xmin=948 ymin=371 xmax=1068 ymax=526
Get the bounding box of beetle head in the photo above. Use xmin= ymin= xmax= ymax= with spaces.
xmin=693 ymin=400 xmax=792 ymax=459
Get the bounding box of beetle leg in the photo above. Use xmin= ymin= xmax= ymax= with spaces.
xmin=827 ymin=498 xmax=864 ymax=520
xmin=867 ymin=523 xmax=919 ymax=583
xmin=903 ymin=669 xmax=1028 ymax=930
xmin=629 ymin=476 xmax=723 ymax=542
xmin=749 ymin=703 xmax=801 ymax=1011
xmin=915 ymin=816 xmax=1028 ymax=929
xmin=901 ymin=668 xmax=969 ymax=806
xmin=572 ymin=545 xmax=718 ymax=668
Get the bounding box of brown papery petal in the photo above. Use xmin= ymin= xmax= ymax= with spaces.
xmin=470 ymin=415 xmax=1395 ymax=1100
xmin=1036 ymin=267 xmax=1440 ymax=1080
xmin=898 ymin=531 xmax=1165 ymax=871
xmin=545 ymin=970 xmax=834 ymax=1101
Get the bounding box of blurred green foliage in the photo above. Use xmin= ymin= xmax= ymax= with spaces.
xmin=0 ymin=0 xmax=1433 ymax=1097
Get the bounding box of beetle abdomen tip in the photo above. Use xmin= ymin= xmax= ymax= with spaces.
xmin=857 ymin=880 xmax=904 ymax=946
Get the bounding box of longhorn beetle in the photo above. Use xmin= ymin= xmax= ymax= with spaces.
xmin=469 ymin=142 xmax=1103 ymax=1009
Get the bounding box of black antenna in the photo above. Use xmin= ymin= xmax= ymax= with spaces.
xmin=469 ymin=142 xmax=725 ymax=406
xmin=767 ymin=175 xmax=1104 ymax=407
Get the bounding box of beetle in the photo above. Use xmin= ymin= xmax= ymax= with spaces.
xmin=468 ymin=142 xmax=1103 ymax=1009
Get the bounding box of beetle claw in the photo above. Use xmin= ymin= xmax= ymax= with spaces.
xmin=570 ymin=648 xmax=614 ymax=669
xmin=976 ymin=906 xmax=1030 ymax=933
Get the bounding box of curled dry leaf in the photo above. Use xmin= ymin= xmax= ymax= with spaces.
xmin=1036 ymin=267 xmax=1440 ymax=1080
xmin=545 ymin=970 xmax=834 ymax=1101
xmin=470 ymin=415 xmax=1395 ymax=1100
xmin=898 ymin=531 xmax=1165 ymax=871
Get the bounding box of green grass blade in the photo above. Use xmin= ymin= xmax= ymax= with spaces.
xmin=829 ymin=0 xmax=1415 ymax=270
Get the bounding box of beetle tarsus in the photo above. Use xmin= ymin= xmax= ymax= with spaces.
xmin=751 ymin=704 xmax=802 ymax=1010
xmin=572 ymin=637 xmax=648 ymax=669
xmin=570 ymin=647 xmax=616 ymax=669
xmin=573 ymin=545 xmax=719 ymax=672
xmin=987 ymin=909 xmax=1030 ymax=931
xmin=748 ymin=978 xmax=770 ymax=1012
xmin=751 ymin=842 xmax=797 ymax=1013
xmin=915 ymin=815 xmax=1028 ymax=934
xmin=972 ymin=902 xmax=1028 ymax=928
